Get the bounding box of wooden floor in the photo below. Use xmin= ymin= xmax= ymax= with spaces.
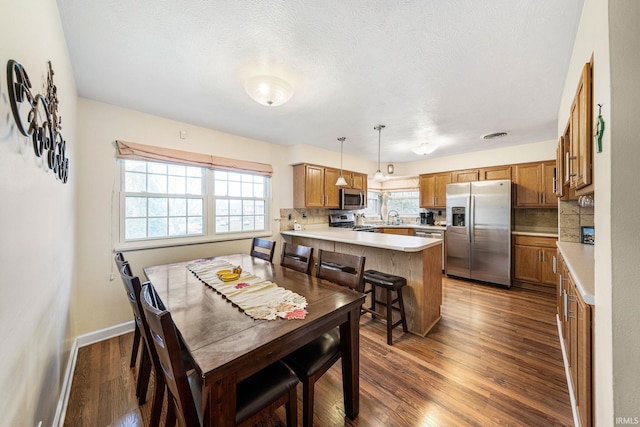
xmin=63 ymin=276 xmax=573 ymax=427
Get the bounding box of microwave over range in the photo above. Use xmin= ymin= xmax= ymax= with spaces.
xmin=340 ymin=188 xmax=366 ymax=210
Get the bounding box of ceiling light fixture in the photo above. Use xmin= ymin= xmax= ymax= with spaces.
xmin=336 ymin=137 xmax=348 ymax=186
xmin=244 ymin=75 xmax=293 ymax=107
xmin=411 ymin=142 xmax=438 ymax=155
xmin=372 ymin=125 xmax=386 ymax=182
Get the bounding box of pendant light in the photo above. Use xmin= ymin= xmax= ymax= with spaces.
xmin=372 ymin=125 xmax=386 ymax=182
xmin=336 ymin=137 xmax=348 ymax=186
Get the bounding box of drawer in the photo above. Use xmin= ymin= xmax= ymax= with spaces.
xmin=513 ymin=235 xmax=557 ymax=247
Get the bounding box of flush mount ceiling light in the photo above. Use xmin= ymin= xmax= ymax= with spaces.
xmin=336 ymin=137 xmax=348 ymax=186
xmin=482 ymin=131 xmax=509 ymax=140
xmin=244 ymin=75 xmax=293 ymax=107
xmin=372 ymin=125 xmax=386 ymax=182
xmin=411 ymin=142 xmax=438 ymax=155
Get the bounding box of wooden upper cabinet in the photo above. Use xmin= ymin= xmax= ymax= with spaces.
xmin=452 ymin=169 xmax=480 ymax=183
xmin=514 ymin=161 xmax=557 ymax=208
xmin=480 ymin=165 xmax=512 ymax=181
xmin=346 ymin=172 xmax=367 ymax=192
xmin=569 ymin=60 xmax=593 ymax=194
xmin=293 ymin=164 xmax=341 ymax=208
xmin=419 ymin=172 xmax=450 ymax=208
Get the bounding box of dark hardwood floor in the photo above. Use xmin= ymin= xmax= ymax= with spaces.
xmin=63 ymin=276 xmax=572 ymax=427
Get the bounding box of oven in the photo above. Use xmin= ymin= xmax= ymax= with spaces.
xmin=340 ymin=188 xmax=366 ymax=210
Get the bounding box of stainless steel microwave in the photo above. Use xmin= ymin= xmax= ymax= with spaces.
xmin=340 ymin=188 xmax=366 ymax=210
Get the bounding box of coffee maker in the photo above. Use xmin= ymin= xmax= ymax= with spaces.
xmin=420 ymin=212 xmax=435 ymax=225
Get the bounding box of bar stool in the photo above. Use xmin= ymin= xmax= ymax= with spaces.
xmin=362 ymin=270 xmax=409 ymax=345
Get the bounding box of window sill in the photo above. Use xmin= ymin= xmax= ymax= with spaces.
xmin=114 ymin=231 xmax=273 ymax=253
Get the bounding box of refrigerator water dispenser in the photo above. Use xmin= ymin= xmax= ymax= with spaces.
xmin=452 ymin=207 xmax=465 ymax=227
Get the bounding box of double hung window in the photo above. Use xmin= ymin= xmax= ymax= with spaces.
xmin=119 ymin=158 xmax=270 ymax=245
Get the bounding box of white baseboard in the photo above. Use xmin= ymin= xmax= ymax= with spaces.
xmin=76 ymin=320 xmax=135 ymax=348
xmin=556 ymin=314 xmax=579 ymax=427
xmin=53 ymin=320 xmax=135 ymax=426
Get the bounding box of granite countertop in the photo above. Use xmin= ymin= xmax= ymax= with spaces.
xmin=281 ymin=227 xmax=442 ymax=253
xmin=557 ymin=241 xmax=594 ymax=305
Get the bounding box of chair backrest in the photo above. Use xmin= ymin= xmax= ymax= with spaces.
xmin=250 ymin=237 xmax=276 ymax=262
xmin=140 ymin=283 xmax=200 ymax=427
xmin=114 ymin=251 xmax=132 ymax=277
xmin=280 ymin=242 xmax=314 ymax=275
xmin=316 ymin=249 xmax=365 ymax=292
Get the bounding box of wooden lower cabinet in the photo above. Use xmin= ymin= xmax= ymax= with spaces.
xmin=376 ymin=227 xmax=415 ymax=236
xmin=512 ymin=235 xmax=557 ymax=292
xmin=557 ymin=251 xmax=592 ymax=427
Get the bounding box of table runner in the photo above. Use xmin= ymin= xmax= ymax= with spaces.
xmin=186 ymin=259 xmax=307 ymax=320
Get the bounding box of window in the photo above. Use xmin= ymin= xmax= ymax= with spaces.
xmin=387 ymin=191 xmax=420 ymax=215
xmin=365 ymin=191 xmax=380 ymax=216
xmin=120 ymin=159 xmax=270 ymax=244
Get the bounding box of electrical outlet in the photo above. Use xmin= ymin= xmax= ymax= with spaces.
xmin=302 ymin=212 xmax=307 ymax=218
xmin=288 ymin=213 xmax=291 ymax=220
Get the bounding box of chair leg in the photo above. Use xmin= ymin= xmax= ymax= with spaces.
xmin=136 ymin=345 xmax=151 ymax=404
xmin=130 ymin=324 xmax=141 ymax=368
xmin=148 ymin=367 xmax=165 ymax=427
xmin=165 ymin=397 xmax=177 ymax=427
xmin=397 ymin=287 xmax=408 ymax=333
xmin=285 ymin=385 xmax=298 ymax=427
xmin=302 ymin=378 xmax=315 ymax=427
xmin=386 ymin=288 xmax=393 ymax=345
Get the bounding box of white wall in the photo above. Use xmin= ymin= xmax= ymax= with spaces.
xmin=0 ymin=1 xmax=77 ymax=425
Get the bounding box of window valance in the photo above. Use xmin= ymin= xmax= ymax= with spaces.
xmin=115 ymin=140 xmax=273 ymax=177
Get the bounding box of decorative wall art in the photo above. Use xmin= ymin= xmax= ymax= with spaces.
xmin=5 ymin=60 xmax=69 ymax=183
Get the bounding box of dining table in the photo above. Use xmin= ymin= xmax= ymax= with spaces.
xmin=143 ymin=253 xmax=366 ymax=427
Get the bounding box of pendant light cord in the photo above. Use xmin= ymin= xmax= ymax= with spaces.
xmin=374 ymin=125 xmax=385 ymax=171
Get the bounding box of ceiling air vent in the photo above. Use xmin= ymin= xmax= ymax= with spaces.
xmin=482 ymin=131 xmax=509 ymax=140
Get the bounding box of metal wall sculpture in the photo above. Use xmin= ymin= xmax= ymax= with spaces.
xmin=6 ymin=60 xmax=69 ymax=183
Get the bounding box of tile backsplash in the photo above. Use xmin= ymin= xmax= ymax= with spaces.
xmin=279 ymin=208 xmax=331 ymax=231
xmin=559 ymin=200 xmax=594 ymax=243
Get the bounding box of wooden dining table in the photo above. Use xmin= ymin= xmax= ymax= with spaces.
xmin=143 ymin=253 xmax=365 ymax=427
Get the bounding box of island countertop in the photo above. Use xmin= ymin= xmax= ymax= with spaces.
xmin=281 ymin=227 xmax=442 ymax=252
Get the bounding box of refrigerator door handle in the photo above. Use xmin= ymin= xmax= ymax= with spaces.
xmin=469 ymin=195 xmax=475 ymax=244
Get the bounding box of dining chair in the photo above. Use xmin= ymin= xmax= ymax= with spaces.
xmin=280 ymin=242 xmax=314 ymax=275
xmin=139 ymin=282 xmax=300 ymax=427
xmin=115 ymin=259 xmax=166 ymax=427
xmin=284 ymin=249 xmax=365 ymax=427
xmin=250 ymin=237 xmax=276 ymax=262
xmin=114 ymin=253 xmax=143 ymax=371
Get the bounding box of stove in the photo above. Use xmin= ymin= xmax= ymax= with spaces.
xmin=329 ymin=213 xmax=376 ymax=232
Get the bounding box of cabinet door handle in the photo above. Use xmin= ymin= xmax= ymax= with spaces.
xmin=563 ymin=290 xmax=568 ymax=321
xmin=553 ymin=256 xmax=557 ymax=273
xmin=539 ymin=250 xmax=542 ymax=262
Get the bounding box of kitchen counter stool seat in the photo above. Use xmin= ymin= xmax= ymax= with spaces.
xmin=362 ymin=270 xmax=408 ymax=345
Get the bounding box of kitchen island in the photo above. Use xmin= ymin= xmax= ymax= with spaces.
xmin=281 ymin=227 xmax=443 ymax=336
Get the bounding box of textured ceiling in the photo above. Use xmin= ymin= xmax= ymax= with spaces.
xmin=56 ymin=0 xmax=584 ymax=163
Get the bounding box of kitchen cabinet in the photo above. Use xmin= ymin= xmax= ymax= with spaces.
xmin=479 ymin=165 xmax=512 ymax=181
xmin=376 ymin=227 xmax=415 ymax=236
xmin=568 ymin=60 xmax=593 ymax=195
xmin=557 ymin=252 xmax=592 ymax=427
xmin=555 ymin=128 xmax=578 ymax=201
xmin=451 ymin=169 xmax=480 ymax=183
xmin=293 ymin=164 xmax=341 ymax=208
xmin=344 ymin=171 xmax=367 ymax=191
xmin=513 ymin=161 xmax=557 ymax=208
xmin=512 ymin=235 xmax=557 ymax=292
xmin=419 ymin=172 xmax=451 ymax=208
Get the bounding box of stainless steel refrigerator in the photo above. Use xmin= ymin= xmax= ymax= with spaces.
xmin=445 ymin=180 xmax=511 ymax=287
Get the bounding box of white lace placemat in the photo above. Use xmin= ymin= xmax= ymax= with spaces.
xmin=186 ymin=259 xmax=307 ymax=320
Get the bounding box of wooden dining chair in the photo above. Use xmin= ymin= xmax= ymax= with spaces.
xmin=250 ymin=237 xmax=276 ymax=262
xmin=114 ymin=253 xmax=143 ymax=371
xmin=140 ymin=283 xmax=300 ymax=427
xmin=280 ymin=242 xmax=314 ymax=275
xmin=115 ymin=259 xmax=166 ymax=427
xmin=284 ymin=249 xmax=365 ymax=427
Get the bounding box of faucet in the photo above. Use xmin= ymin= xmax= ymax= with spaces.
xmin=387 ymin=210 xmax=400 ymax=225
